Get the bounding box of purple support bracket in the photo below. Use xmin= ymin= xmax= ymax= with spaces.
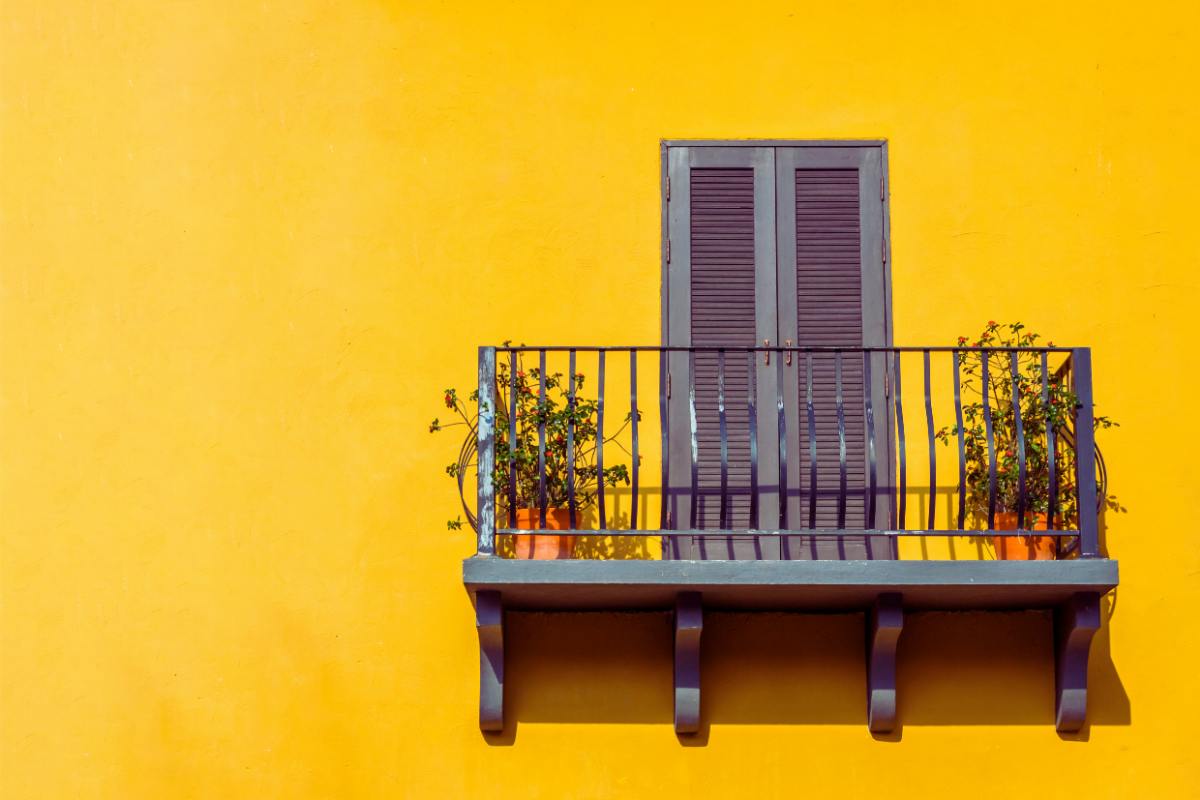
xmin=674 ymin=592 xmax=703 ymax=734
xmin=1055 ymin=591 xmax=1100 ymax=733
xmin=868 ymin=592 xmax=904 ymax=733
xmin=475 ymin=590 xmax=504 ymax=732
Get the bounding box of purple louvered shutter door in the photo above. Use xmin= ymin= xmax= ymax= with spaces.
xmin=795 ymin=168 xmax=867 ymax=529
xmin=777 ymin=146 xmax=892 ymax=560
xmin=665 ymin=146 xmax=780 ymax=560
xmin=665 ymin=144 xmax=889 ymax=561
xmin=689 ymin=168 xmax=756 ymax=531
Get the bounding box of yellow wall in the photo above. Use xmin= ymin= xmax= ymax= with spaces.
xmin=3 ymin=1 xmax=1199 ymax=797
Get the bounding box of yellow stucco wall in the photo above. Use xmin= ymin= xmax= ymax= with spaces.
xmin=3 ymin=1 xmax=1199 ymax=797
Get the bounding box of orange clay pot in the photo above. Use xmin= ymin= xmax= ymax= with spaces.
xmin=993 ymin=512 xmax=1056 ymax=561
xmin=511 ymin=508 xmax=575 ymax=560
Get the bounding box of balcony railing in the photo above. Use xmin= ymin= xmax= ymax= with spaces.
xmin=471 ymin=344 xmax=1102 ymax=558
xmin=463 ymin=343 xmax=1117 ymax=736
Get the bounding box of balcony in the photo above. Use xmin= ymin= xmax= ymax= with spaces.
xmin=461 ymin=344 xmax=1119 ymax=735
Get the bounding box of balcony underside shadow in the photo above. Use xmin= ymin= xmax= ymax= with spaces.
xmin=486 ymin=606 xmax=1129 ymax=744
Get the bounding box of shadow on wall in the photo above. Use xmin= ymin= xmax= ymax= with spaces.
xmin=496 ymin=486 xmax=665 ymax=560
xmin=484 ymin=600 xmax=1129 ymax=745
xmin=490 ymin=487 xmax=1123 ymax=560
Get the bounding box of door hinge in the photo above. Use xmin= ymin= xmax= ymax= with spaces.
xmin=884 ymin=371 xmax=890 ymax=397
xmin=667 ymin=239 xmax=671 ymax=263
xmin=881 ymin=237 xmax=887 ymax=264
xmin=666 ymin=176 xmax=671 ymax=201
xmin=880 ymin=175 xmax=885 ymax=201
xmin=667 ymin=372 xmax=671 ymax=398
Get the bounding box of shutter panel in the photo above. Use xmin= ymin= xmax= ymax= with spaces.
xmin=795 ymin=168 xmax=867 ymax=531
xmin=665 ymin=147 xmax=779 ymax=559
xmin=690 ymin=167 xmax=756 ymax=532
xmin=776 ymin=146 xmax=893 ymax=560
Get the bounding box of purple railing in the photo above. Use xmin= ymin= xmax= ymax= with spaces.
xmin=474 ymin=345 xmax=1102 ymax=559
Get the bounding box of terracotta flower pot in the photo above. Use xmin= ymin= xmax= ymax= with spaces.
xmin=511 ymin=507 xmax=575 ymax=560
xmin=992 ymin=512 xmax=1056 ymax=561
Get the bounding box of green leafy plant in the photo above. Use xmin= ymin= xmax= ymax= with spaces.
xmin=431 ymin=344 xmax=634 ymax=530
xmin=935 ymin=321 xmax=1121 ymax=528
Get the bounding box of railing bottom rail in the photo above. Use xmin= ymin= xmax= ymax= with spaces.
xmin=495 ymin=528 xmax=1083 ymax=538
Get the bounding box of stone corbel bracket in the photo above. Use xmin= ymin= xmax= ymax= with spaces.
xmin=867 ymin=592 xmax=904 ymax=733
xmin=1055 ymin=591 xmax=1100 ymax=733
xmin=674 ymin=592 xmax=703 ymax=734
xmin=475 ymin=590 xmax=504 ymax=732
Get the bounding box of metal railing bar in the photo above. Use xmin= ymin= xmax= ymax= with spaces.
xmin=659 ymin=350 xmax=669 ymax=530
xmin=953 ymin=350 xmax=967 ymax=530
xmin=923 ymin=349 xmax=936 ymax=530
xmin=537 ymin=349 xmax=547 ymax=529
xmin=629 ymin=349 xmax=639 ymax=531
xmin=836 ymin=352 xmax=847 ymax=529
xmin=864 ymin=352 xmax=877 ymax=526
xmin=747 ymin=350 xmax=759 ymax=529
xmin=981 ymin=351 xmax=997 ymax=530
xmin=894 ymin=350 xmax=906 ymax=530
xmin=477 ymin=347 xmax=496 ymax=555
xmin=718 ymin=349 xmax=729 ymax=529
xmin=688 ymin=350 xmax=699 ymax=529
xmin=1042 ymin=351 xmax=1057 ymax=532
xmin=777 ymin=349 xmax=788 ymax=530
xmin=806 ymin=353 xmax=817 ymax=530
xmin=1071 ymin=348 xmax=1101 ymax=557
xmin=1010 ymin=351 xmax=1026 ymax=528
xmin=508 ymin=349 xmax=518 ymax=528
xmin=567 ymin=348 xmax=577 ymax=528
xmin=597 ymin=350 xmax=606 ymax=531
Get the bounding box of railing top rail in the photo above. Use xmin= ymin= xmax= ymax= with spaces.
xmin=491 ymin=345 xmax=1081 ymax=354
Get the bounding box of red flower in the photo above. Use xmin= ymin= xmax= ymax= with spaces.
xmin=517 ymin=370 xmax=526 ymax=378
xmin=957 ymin=336 xmax=968 ymax=346
xmin=444 ymin=393 xmax=454 ymax=408
xmin=987 ymin=320 xmax=997 ymax=327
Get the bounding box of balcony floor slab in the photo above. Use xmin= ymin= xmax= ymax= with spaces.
xmin=462 ymin=556 xmax=1118 ymax=611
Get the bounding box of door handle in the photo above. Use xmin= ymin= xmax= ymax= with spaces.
xmin=784 ymin=339 xmax=793 ymax=366
xmin=763 ymin=339 xmax=770 ymax=365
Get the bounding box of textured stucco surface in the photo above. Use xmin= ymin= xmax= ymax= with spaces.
xmin=2 ymin=1 xmax=1198 ymax=797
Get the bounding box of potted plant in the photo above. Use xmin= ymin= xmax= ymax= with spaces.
xmin=936 ymin=321 xmax=1120 ymax=560
xmin=430 ymin=346 xmax=632 ymax=559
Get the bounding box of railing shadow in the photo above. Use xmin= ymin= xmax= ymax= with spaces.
xmin=486 ymin=601 xmax=1129 ymax=744
xmin=498 ymin=484 xmax=1092 ymax=561
xmin=572 ymin=486 xmax=657 ymax=560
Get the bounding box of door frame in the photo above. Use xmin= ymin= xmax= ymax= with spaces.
xmin=659 ymin=140 xmax=896 ymax=545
